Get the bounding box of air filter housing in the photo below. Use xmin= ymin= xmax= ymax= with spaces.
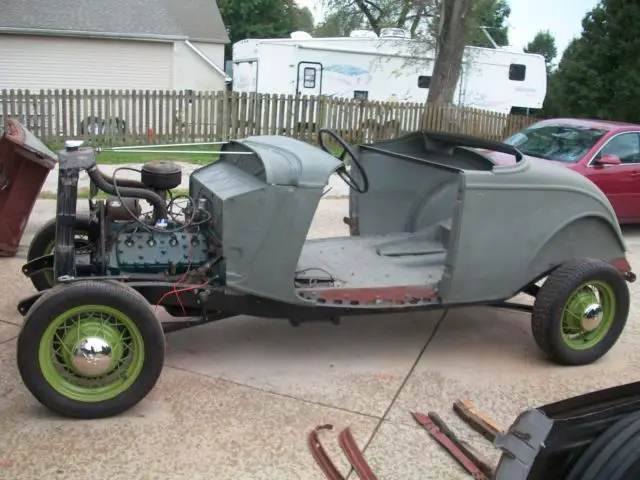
xmin=140 ymin=161 xmax=182 ymax=191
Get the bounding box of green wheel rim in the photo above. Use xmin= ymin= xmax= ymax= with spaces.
xmin=561 ymin=280 xmax=616 ymax=350
xmin=38 ymin=304 xmax=145 ymax=402
xmin=41 ymin=231 xmax=90 ymax=287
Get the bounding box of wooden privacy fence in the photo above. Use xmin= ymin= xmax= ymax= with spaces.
xmin=0 ymin=89 xmax=537 ymax=146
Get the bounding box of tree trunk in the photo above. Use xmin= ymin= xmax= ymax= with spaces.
xmin=427 ymin=0 xmax=473 ymax=105
xmin=354 ymin=0 xmax=381 ymax=35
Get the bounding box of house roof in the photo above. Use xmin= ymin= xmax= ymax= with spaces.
xmin=0 ymin=0 xmax=229 ymax=43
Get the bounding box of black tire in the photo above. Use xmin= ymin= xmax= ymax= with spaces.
xmin=566 ymin=412 xmax=640 ymax=480
xmin=531 ymin=258 xmax=629 ymax=366
xmin=16 ymin=280 xmax=165 ymax=419
xmin=27 ymin=214 xmax=98 ymax=291
xmin=78 ymin=116 xmax=105 ymax=135
xmin=106 ymin=117 xmax=127 ymax=135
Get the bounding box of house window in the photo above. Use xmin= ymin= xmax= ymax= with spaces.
xmin=303 ymin=68 xmax=316 ymax=88
xmin=354 ymin=90 xmax=369 ymax=101
xmin=509 ymin=64 xmax=526 ymax=81
xmin=418 ymin=76 xmax=431 ymax=88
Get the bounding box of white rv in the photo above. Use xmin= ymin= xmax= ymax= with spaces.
xmin=231 ymin=28 xmax=547 ymax=116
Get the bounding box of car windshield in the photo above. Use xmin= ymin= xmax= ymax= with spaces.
xmin=503 ymin=123 xmax=607 ymax=163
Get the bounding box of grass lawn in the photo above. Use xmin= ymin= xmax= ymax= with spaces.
xmin=95 ymin=145 xmax=220 ymax=165
xmin=44 ymin=139 xmax=344 ymax=165
xmin=46 ymin=142 xmax=221 ymax=165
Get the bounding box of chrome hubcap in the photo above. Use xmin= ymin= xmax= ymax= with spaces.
xmin=581 ymin=303 xmax=604 ymax=332
xmin=71 ymin=337 xmax=113 ymax=376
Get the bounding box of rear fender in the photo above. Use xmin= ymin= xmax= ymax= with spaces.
xmin=522 ymin=213 xmax=630 ymax=290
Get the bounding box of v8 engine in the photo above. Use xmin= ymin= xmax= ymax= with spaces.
xmin=105 ymin=230 xmax=210 ymax=274
xmin=76 ymin=159 xmax=222 ymax=282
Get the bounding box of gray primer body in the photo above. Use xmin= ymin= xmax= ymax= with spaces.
xmin=190 ymin=132 xmax=627 ymax=307
xmin=190 ymin=136 xmax=341 ymax=304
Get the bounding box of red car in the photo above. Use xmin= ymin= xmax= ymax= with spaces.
xmin=485 ymin=117 xmax=640 ymax=224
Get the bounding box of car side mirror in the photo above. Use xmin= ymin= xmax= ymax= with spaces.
xmin=595 ymin=154 xmax=621 ymax=166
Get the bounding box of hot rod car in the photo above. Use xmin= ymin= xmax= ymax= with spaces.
xmin=13 ymin=126 xmax=636 ymax=420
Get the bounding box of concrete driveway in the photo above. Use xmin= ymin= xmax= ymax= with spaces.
xmin=1 ymin=198 xmax=640 ymax=479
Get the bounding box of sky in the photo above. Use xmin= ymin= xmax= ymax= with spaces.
xmin=295 ymin=0 xmax=601 ymax=59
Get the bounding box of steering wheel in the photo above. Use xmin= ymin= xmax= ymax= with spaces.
xmin=317 ymin=128 xmax=369 ymax=194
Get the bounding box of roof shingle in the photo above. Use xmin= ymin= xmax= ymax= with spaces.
xmin=0 ymin=0 xmax=229 ymax=43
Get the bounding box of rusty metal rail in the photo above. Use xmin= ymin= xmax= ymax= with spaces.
xmin=338 ymin=427 xmax=379 ymax=480
xmin=308 ymin=424 xmax=379 ymax=480
xmin=428 ymin=412 xmax=495 ymax=478
xmin=413 ymin=411 xmax=489 ymax=480
xmin=309 ymin=400 xmax=503 ymax=479
xmin=308 ymin=425 xmax=346 ymax=480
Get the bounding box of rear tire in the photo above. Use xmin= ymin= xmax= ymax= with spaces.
xmin=16 ymin=280 xmax=165 ymax=419
xmin=27 ymin=215 xmax=98 ymax=291
xmin=531 ymin=259 xmax=629 ymax=365
xmin=566 ymin=411 xmax=640 ymax=480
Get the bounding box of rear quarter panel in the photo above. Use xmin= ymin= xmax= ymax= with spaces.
xmin=438 ymin=158 xmax=627 ymax=305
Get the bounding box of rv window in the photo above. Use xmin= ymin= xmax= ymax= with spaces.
xmin=418 ymin=76 xmax=431 ymax=88
xmin=509 ymin=64 xmax=526 ymax=81
xmin=303 ymin=68 xmax=316 ymax=88
xmin=354 ymin=90 xmax=369 ymax=101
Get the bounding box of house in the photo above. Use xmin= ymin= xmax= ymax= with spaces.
xmin=0 ymin=0 xmax=230 ymax=92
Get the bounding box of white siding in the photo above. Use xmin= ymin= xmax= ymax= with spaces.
xmin=191 ymin=42 xmax=226 ymax=71
xmin=0 ymin=34 xmax=173 ymax=90
xmin=172 ymin=41 xmax=227 ymax=91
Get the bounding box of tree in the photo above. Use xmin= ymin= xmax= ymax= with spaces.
xmin=319 ymin=0 xmax=439 ymax=38
xmin=427 ymin=0 xmax=474 ymax=104
xmin=319 ymin=0 xmax=510 ymax=43
xmin=523 ymin=30 xmax=558 ymax=117
xmin=314 ymin=7 xmax=366 ymax=37
xmin=466 ymin=0 xmax=511 ymax=48
xmin=218 ymin=0 xmax=299 ymax=58
xmin=524 ymin=30 xmax=557 ymax=73
xmin=294 ymin=6 xmax=316 ymax=33
xmin=543 ymin=0 xmax=640 ymax=122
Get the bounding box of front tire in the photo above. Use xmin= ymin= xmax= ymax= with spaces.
xmin=27 ymin=214 xmax=98 ymax=291
xmin=531 ymin=259 xmax=629 ymax=366
xmin=17 ymin=281 xmax=165 ymax=419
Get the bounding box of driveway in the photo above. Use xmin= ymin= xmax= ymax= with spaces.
xmin=1 ymin=198 xmax=640 ymax=479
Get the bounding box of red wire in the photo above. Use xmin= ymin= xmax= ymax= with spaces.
xmin=155 ymin=281 xmax=209 ymax=312
xmin=173 ymin=284 xmax=187 ymax=316
xmin=172 ymin=259 xmax=192 ymax=316
xmin=155 ymin=228 xmax=198 ymax=316
xmin=163 ymin=264 xmax=192 ymax=316
xmin=152 ymin=199 xmax=215 ymax=316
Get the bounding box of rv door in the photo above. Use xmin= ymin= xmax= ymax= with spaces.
xmin=296 ymin=62 xmax=323 ymax=127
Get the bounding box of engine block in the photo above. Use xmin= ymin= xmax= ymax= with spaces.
xmin=107 ymin=231 xmax=210 ymax=274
